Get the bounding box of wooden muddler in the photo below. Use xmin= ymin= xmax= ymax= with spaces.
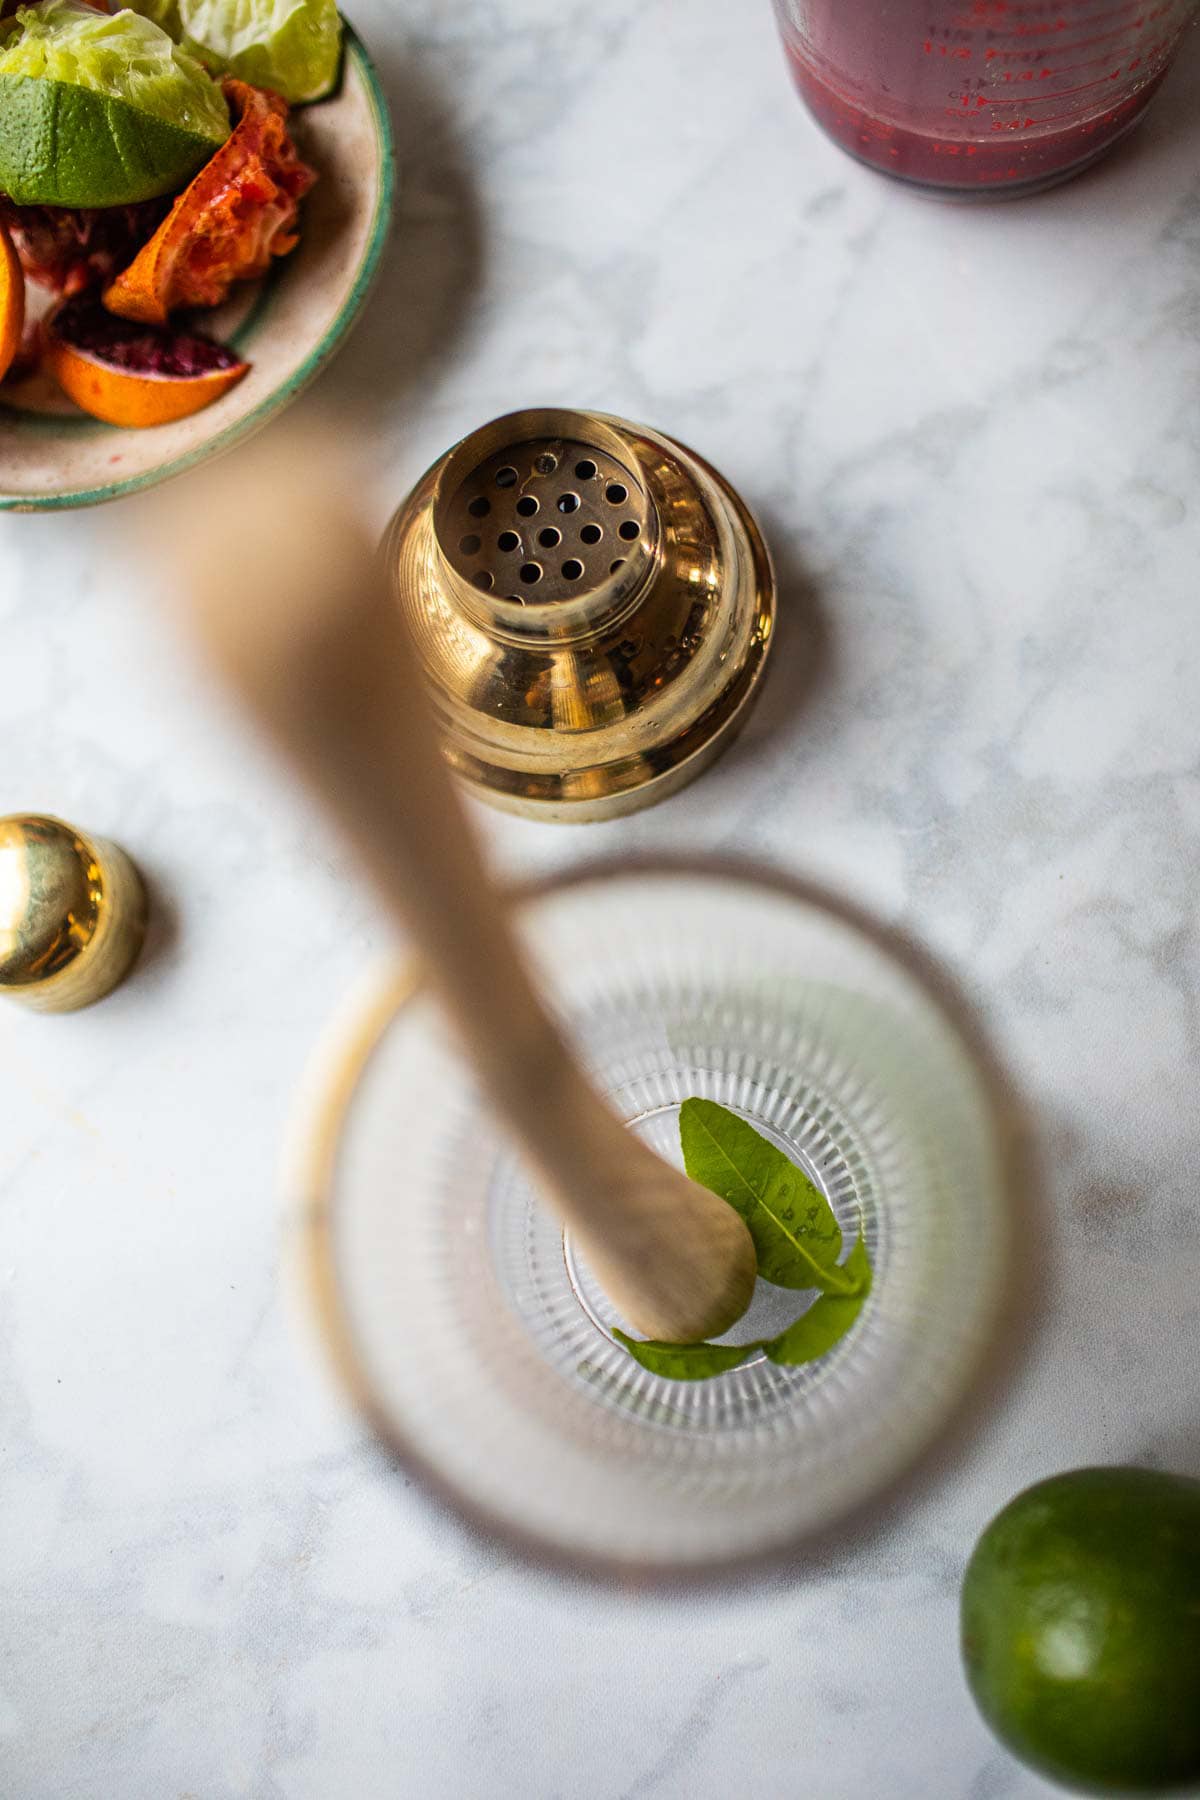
xmin=173 ymin=445 xmax=757 ymax=1344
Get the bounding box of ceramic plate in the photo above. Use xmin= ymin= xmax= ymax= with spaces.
xmin=0 ymin=24 xmax=394 ymax=512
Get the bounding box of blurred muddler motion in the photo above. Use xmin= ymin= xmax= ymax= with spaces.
xmin=156 ymin=429 xmax=758 ymax=1347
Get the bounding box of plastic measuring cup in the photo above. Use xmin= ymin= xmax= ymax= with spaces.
xmin=772 ymin=0 xmax=1199 ymax=196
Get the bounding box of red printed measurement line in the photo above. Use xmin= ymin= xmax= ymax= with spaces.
xmin=803 ymin=62 xmax=1082 ymax=121
xmin=976 ymin=46 xmax=1166 ymax=104
xmin=1030 ymin=38 xmax=1170 ymax=71
xmin=990 ymin=3 xmax=1176 ymax=51
xmin=988 ymin=21 xmax=1171 ymax=65
xmin=987 ymin=69 xmax=1149 ymax=101
xmin=1009 ymin=23 xmax=1160 ymax=56
xmin=1001 ymin=100 xmax=1136 ymax=120
xmin=994 ymin=16 xmax=1153 ymax=46
xmin=944 ymin=0 xmax=1143 ymax=24
xmin=963 ymin=11 xmax=1171 ymax=59
xmin=1003 ymin=0 xmax=1145 ymax=17
xmin=949 ymin=0 xmax=1147 ymax=28
xmin=993 ymin=27 xmax=1158 ymax=64
xmin=1002 ymin=0 xmax=1156 ymax=34
xmin=793 ymin=41 xmax=1164 ymax=121
xmin=987 ymin=1 xmax=1120 ymax=12
xmin=982 ymin=39 xmax=1144 ymax=61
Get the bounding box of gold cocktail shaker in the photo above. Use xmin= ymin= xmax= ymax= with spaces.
xmin=385 ymin=409 xmax=776 ymax=821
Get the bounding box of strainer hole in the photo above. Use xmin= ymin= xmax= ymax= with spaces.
xmin=495 ymin=467 xmax=518 ymax=488
xmin=467 ymin=496 xmax=491 ymax=519
xmin=538 ymin=527 xmax=562 ymax=549
xmin=471 ymin=570 xmax=494 ymax=591
xmin=562 ymin=559 xmax=584 ymax=581
xmin=497 ymin=530 xmax=520 ymax=553
xmin=534 ymin=453 xmax=558 ymax=475
xmin=520 ymin=563 xmax=543 ymax=585
xmin=515 ymin=495 xmax=539 ymax=518
xmin=574 ymin=459 xmax=597 ymax=480
xmin=605 ymin=482 xmax=628 ymax=505
xmin=580 ymin=523 xmax=603 ymax=546
xmin=619 ymin=520 xmax=641 ymax=541
xmin=459 ymin=533 xmax=482 ymax=555
xmin=610 ymin=559 xmax=626 ymax=574
xmin=557 ymin=492 xmax=581 ymax=514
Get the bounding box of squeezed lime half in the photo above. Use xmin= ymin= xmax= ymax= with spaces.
xmin=0 ymin=1 xmax=229 ymax=208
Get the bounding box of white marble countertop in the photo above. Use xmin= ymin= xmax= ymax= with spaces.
xmin=4 ymin=4 xmax=1200 ymax=1795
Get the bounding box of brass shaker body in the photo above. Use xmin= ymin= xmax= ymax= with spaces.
xmin=384 ymin=410 xmax=776 ymax=821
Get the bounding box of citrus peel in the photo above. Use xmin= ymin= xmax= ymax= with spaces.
xmin=104 ymin=76 xmax=316 ymax=325
xmin=0 ymin=214 xmax=25 ymax=382
xmin=45 ymin=293 xmax=248 ymax=426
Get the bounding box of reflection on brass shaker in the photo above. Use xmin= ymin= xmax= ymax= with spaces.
xmin=384 ymin=409 xmax=776 ymax=821
xmin=0 ymin=814 xmax=147 ymax=1012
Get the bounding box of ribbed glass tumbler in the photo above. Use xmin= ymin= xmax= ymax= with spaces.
xmin=298 ymin=863 xmax=1008 ymax=1574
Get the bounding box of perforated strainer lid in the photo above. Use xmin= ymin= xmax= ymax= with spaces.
xmin=440 ymin=434 xmax=653 ymax=607
xmin=384 ymin=410 xmax=776 ymax=821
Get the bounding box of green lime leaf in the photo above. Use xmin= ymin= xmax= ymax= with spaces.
xmin=0 ymin=1 xmax=228 ymax=207
xmin=679 ymin=1097 xmax=848 ymax=1292
xmin=130 ymin=0 xmax=343 ymax=105
xmin=612 ymin=1235 xmax=871 ymax=1384
xmin=762 ymin=1233 xmax=872 ymax=1366
xmin=611 ymin=1329 xmax=760 ymax=1382
xmin=611 ymin=1107 xmax=874 ymax=1384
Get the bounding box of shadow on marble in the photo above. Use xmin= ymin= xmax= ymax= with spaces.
xmin=331 ymin=854 xmax=1051 ymax=1593
xmin=306 ymin=47 xmax=485 ymax=438
xmin=719 ymin=510 xmax=832 ymax=768
xmin=129 ymin=854 xmax=183 ymax=987
xmin=1144 ymin=1426 xmax=1200 ymax=1484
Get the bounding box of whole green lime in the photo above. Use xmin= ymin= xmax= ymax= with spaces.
xmin=961 ymin=1467 xmax=1200 ymax=1794
xmin=0 ymin=1 xmax=229 ymax=208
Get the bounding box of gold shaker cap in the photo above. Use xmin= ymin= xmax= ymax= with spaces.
xmin=0 ymin=815 xmax=147 ymax=1012
xmin=385 ymin=409 xmax=776 ymax=821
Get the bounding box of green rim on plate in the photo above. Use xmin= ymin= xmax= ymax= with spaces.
xmin=0 ymin=21 xmax=396 ymax=511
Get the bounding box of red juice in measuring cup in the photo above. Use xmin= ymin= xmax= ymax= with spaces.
xmin=772 ymin=0 xmax=1199 ymax=195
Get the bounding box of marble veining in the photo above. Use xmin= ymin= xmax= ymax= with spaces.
xmin=3 ymin=2 xmax=1200 ymax=1794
